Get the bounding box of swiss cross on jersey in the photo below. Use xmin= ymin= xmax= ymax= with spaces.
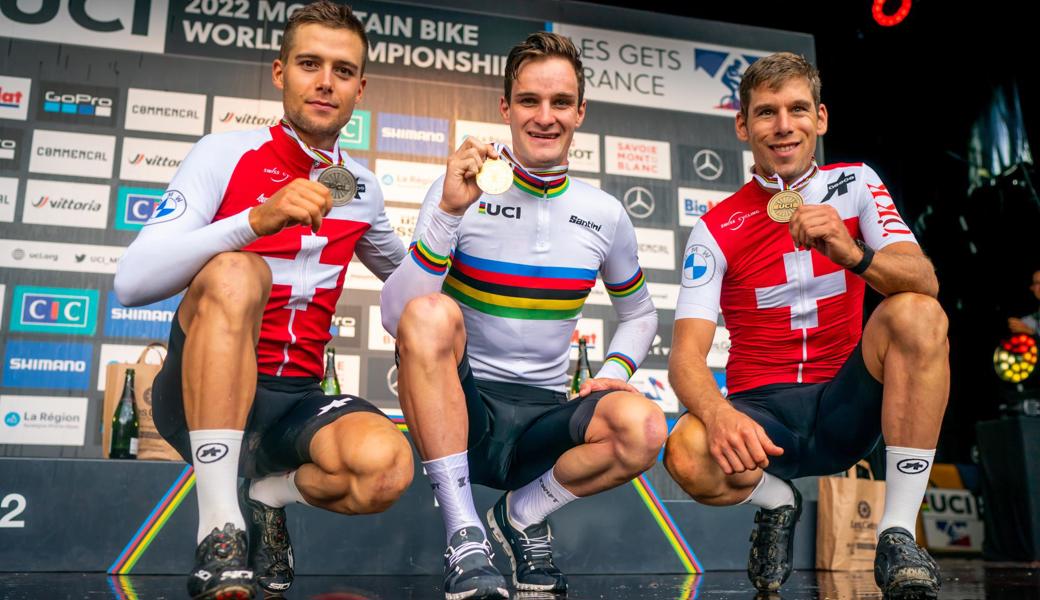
xmin=208 ymin=125 xmax=380 ymax=378
xmin=677 ymin=161 xmax=918 ymax=394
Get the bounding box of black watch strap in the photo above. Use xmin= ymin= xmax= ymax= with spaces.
xmin=850 ymin=239 xmax=874 ymax=275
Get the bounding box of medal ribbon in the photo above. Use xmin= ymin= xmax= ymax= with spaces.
xmin=280 ymin=118 xmax=344 ymax=167
xmin=493 ymin=143 xmax=569 ymax=198
xmin=752 ymin=158 xmax=818 ymax=193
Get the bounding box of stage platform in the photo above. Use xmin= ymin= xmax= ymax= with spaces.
xmin=0 ymin=454 xmax=818 ymax=575
xmin=1 ymin=560 xmax=1038 ymax=599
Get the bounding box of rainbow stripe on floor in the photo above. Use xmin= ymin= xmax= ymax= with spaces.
xmin=109 ymin=411 xmax=701 ymax=576
xmin=108 ymin=464 xmax=195 ymax=574
xmin=631 ymin=474 xmax=703 ymax=573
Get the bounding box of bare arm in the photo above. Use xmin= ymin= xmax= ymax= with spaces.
xmin=669 ymin=318 xmax=783 ymax=474
xmin=789 ymin=204 xmax=938 ymax=297
xmin=669 ymin=318 xmax=728 ymax=418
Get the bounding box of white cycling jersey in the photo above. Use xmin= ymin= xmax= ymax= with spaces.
xmin=381 ymin=162 xmax=657 ymax=391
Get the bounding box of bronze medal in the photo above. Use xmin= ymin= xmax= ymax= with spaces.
xmin=318 ymin=165 xmax=358 ymax=207
xmin=766 ymin=189 xmax=803 ymax=223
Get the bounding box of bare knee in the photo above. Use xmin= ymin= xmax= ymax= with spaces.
xmin=596 ymin=393 xmax=667 ymax=475
xmin=663 ymin=415 xmax=740 ymax=504
xmin=189 ymin=252 xmax=271 ymax=325
xmin=321 ymin=419 xmax=414 ymax=514
xmin=875 ymin=293 xmax=948 ymax=353
xmin=397 ymin=294 xmax=464 ymax=357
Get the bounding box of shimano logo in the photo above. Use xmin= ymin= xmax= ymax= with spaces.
xmin=569 ymin=214 xmax=602 ymax=232
xmin=9 ymin=358 xmax=86 ymax=372
xmin=111 ymin=308 xmax=174 ymax=322
xmin=380 ymin=127 xmax=445 ymax=142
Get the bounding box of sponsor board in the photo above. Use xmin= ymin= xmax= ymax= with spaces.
xmin=569 ymin=132 xmax=600 ymax=173
xmin=339 ymin=109 xmax=371 ymax=151
xmin=211 ymin=96 xmax=282 ymax=133
xmin=706 ymin=325 xmax=731 ymax=369
xmin=0 ymin=0 xmax=168 ymax=54
xmin=634 ymin=227 xmax=675 ymax=270
xmin=553 ymin=24 xmax=765 ymax=116
xmin=333 ymin=353 xmax=361 ymax=396
xmin=2 ymin=340 xmax=93 ymax=390
xmin=0 ymin=239 xmax=124 ymax=274
xmin=570 ymin=318 xmax=604 ymax=362
xmin=104 ymin=291 xmax=180 ymax=339
xmin=630 ymin=368 xmax=678 ymax=413
xmin=0 ymin=75 xmax=31 ymax=121
xmin=376 ymin=158 xmax=442 ymax=205
xmin=377 ymin=113 xmax=449 ymax=157
xmin=605 ymin=136 xmax=671 ymax=180
xmin=328 ymin=305 xmax=362 ymax=348
xmin=0 ymin=284 xmax=4 ymax=327
xmin=367 ymin=306 xmax=395 ymax=351
xmin=344 ymin=261 xmax=384 ymax=291
xmin=120 ymin=137 xmax=192 ymax=183
xmin=454 ymin=120 xmax=510 ymax=148
xmin=679 ymin=146 xmax=742 ymax=188
xmin=29 ymin=129 xmax=115 ymax=179
xmin=96 ymin=344 xmax=165 ymax=392
xmin=0 ymin=177 xmax=18 ymax=223
xmin=115 ymin=186 xmax=163 ymax=230
xmin=38 ymin=81 xmax=117 ymax=126
xmin=677 ymin=187 xmax=729 ymax=227
xmin=0 ymin=395 xmax=88 ymax=446
xmin=922 ymin=488 xmax=984 ymax=552
xmin=0 ymin=126 xmax=24 ymax=168
xmin=21 ymin=179 xmax=110 ymax=229
xmin=10 ymin=286 xmax=98 ymax=336
xmin=385 ymin=206 xmax=420 ymax=247
xmin=125 ymin=88 xmax=206 ymax=136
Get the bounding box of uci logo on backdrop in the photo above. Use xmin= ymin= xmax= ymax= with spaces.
xmin=0 ymin=0 xmax=169 ymax=54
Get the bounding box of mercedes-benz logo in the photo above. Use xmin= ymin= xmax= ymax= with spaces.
xmin=623 ymin=186 xmax=655 ymax=219
xmin=386 ymin=365 xmax=399 ymax=397
xmin=693 ymin=149 xmax=724 ymax=181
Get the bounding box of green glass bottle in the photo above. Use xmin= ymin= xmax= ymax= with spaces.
xmin=110 ymin=369 xmax=139 ymax=459
xmin=322 ymin=348 xmax=341 ymax=395
xmin=570 ymin=337 xmax=593 ymax=397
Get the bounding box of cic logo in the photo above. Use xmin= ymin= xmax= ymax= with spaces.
xmin=11 ymin=286 xmax=98 ymax=335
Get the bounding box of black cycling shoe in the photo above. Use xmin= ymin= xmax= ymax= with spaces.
xmin=187 ymin=522 xmax=257 ymax=600
xmin=443 ymin=526 xmax=510 ymax=600
xmin=487 ymin=493 xmax=567 ymax=593
xmin=874 ymin=527 xmax=941 ymax=599
xmin=239 ymin=481 xmax=294 ymax=595
xmin=747 ymin=481 xmax=802 ymax=592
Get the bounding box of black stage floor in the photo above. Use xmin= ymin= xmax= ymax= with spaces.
xmin=1 ymin=561 xmax=1037 ymax=600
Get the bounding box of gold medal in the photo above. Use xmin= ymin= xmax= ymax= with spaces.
xmin=476 ymin=158 xmax=513 ymax=195
xmin=318 ymin=165 xmax=358 ymax=207
xmin=767 ymin=190 xmax=803 ymax=223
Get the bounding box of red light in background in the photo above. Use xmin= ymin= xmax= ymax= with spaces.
xmin=873 ymin=0 xmax=912 ymax=27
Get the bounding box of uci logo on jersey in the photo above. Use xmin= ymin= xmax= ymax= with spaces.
xmin=148 ymin=190 xmax=186 ymax=224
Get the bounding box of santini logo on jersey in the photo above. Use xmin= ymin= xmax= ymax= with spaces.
xmin=569 ymin=214 xmax=601 ymax=231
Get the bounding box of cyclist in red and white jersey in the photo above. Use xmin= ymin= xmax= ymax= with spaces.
xmin=115 ymin=4 xmax=412 ymax=598
xmin=664 ymin=53 xmax=949 ymax=600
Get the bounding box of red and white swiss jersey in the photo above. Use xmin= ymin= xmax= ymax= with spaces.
xmin=675 ymin=162 xmax=917 ymax=394
xmin=120 ymin=124 xmax=403 ymax=378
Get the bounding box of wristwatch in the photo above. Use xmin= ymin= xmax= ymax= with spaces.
xmin=849 ymin=239 xmax=874 ymax=275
